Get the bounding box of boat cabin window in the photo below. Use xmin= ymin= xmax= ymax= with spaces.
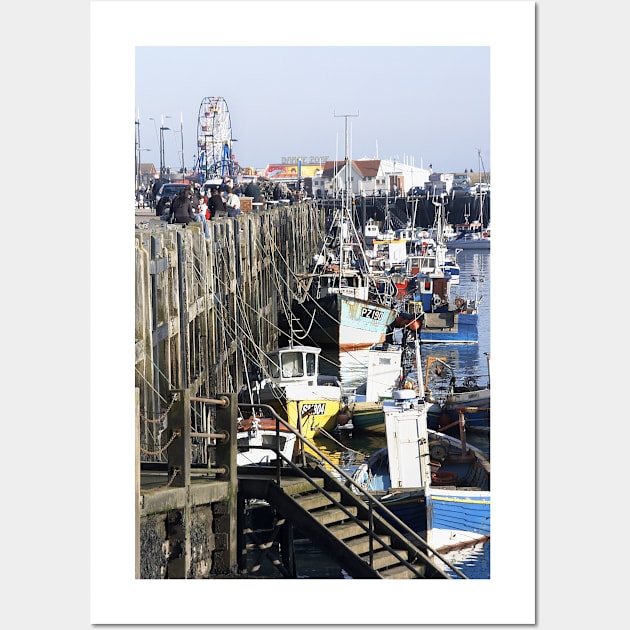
xmin=280 ymin=352 xmax=303 ymax=378
xmin=305 ymin=352 xmax=317 ymax=376
xmin=267 ymin=357 xmax=282 ymax=379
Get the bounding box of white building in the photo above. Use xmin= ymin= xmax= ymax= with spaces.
xmin=312 ymin=158 xmax=431 ymax=197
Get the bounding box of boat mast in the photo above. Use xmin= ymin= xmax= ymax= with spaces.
xmin=414 ymin=332 xmax=425 ymax=399
xmin=334 ymin=111 xmax=359 ymax=273
xmin=477 ymin=148 xmax=486 ymax=226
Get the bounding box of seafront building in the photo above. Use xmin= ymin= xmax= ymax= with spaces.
xmin=138 ymin=156 xmax=487 ymax=199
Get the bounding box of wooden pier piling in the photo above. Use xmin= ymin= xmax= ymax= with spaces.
xmin=135 ymin=202 xmax=324 ymax=578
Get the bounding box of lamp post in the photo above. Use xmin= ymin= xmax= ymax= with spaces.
xmin=149 ymin=115 xmax=171 ymax=181
xmin=179 ymin=112 xmax=185 ymax=175
xmin=159 ymin=115 xmax=172 ymax=181
xmin=138 ymin=148 xmax=151 ymax=189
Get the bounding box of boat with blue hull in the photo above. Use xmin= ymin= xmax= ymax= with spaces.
xmin=352 ymin=404 xmax=490 ymax=554
xmin=397 ymin=271 xmax=481 ymax=344
xmin=293 ymin=286 xmax=397 ymax=351
xmin=350 ymin=337 xmax=490 ymax=556
xmin=394 ymin=198 xmax=483 ymax=344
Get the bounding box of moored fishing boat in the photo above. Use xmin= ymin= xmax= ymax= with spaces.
xmin=351 ymin=403 xmax=489 ymax=552
xmin=346 ymin=342 xmax=407 ymax=434
xmin=236 ymin=413 xmax=297 ymax=466
xmin=396 ymin=265 xmax=481 ymax=344
xmin=291 ymin=117 xmax=397 ymax=351
xmin=292 ymin=263 xmax=398 ymax=351
xmin=395 ymin=198 xmax=483 ymax=344
xmin=424 ymin=354 xmax=491 ymax=430
xmin=350 ymin=337 xmax=490 ymax=554
xmin=248 ymin=345 xmax=349 ymax=441
xmin=446 ymin=230 xmax=490 ymax=250
xmin=346 ymin=340 xmax=442 ymax=434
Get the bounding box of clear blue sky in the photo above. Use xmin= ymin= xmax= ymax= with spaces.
xmin=136 ymin=46 xmax=489 ymax=174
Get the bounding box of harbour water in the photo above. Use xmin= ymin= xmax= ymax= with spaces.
xmin=309 ymin=250 xmax=492 ymax=579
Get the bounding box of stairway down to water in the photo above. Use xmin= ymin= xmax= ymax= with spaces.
xmin=238 ymin=464 xmax=449 ymax=579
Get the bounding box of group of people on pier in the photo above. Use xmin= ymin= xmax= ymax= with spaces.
xmin=168 ymin=182 xmax=242 ymax=238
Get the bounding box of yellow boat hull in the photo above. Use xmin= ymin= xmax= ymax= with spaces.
xmin=269 ymin=398 xmax=341 ymax=441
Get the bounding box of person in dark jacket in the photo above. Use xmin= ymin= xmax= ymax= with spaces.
xmin=171 ymin=188 xmax=195 ymax=224
xmin=207 ymin=187 xmax=225 ymax=219
xmin=244 ymin=181 xmax=262 ymax=203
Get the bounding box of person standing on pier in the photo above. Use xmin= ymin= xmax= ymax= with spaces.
xmin=208 ymin=187 xmax=225 ymax=219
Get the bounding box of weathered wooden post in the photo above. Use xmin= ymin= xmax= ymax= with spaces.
xmin=135 ymin=387 xmax=141 ymax=579
xmin=166 ymin=388 xmax=191 ymax=578
xmin=212 ymin=392 xmax=238 ymax=574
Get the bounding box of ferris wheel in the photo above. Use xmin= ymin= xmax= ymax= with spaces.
xmin=196 ymin=96 xmax=235 ymax=181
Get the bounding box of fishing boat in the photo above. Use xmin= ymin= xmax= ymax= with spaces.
xmin=446 ymin=230 xmax=490 ymax=250
xmin=397 ymin=270 xmax=482 ymax=344
xmin=346 ymin=342 xmax=408 ymax=434
xmin=248 ymin=344 xmax=350 ymax=441
xmin=291 ymin=117 xmax=397 ymax=351
xmin=424 ymin=354 xmax=491 ymax=430
xmin=362 ymin=217 xmax=380 ymax=246
xmin=446 ymin=150 xmax=490 ymax=251
xmin=350 ymin=338 xmax=490 ymax=554
xmin=236 ymin=412 xmax=297 ymax=466
xmin=394 ymin=198 xmax=483 ymax=344
xmin=367 ymin=237 xmax=412 ymax=296
xmin=380 ymin=202 xmax=461 ymax=299
xmin=346 ymin=340 xmax=443 ymax=434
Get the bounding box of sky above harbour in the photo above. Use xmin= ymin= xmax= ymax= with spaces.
xmin=135 ymin=45 xmax=490 ymax=174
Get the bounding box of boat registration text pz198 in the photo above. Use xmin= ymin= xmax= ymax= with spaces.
xmin=361 ymin=307 xmax=384 ymax=321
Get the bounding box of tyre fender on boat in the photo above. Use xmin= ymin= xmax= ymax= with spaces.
xmin=429 ymin=441 xmax=449 ymax=461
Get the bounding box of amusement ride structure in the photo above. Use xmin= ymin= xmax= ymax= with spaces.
xmin=195 ymin=96 xmax=238 ymax=182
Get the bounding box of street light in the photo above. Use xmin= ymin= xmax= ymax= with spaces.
xmin=157 ymin=115 xmax=171 ymax=181
xmin=148 ymin=115 xmax=171 ymax=181
xmin=138 ymin=148 xmax=151 ymax=189
xmin=179 ymin=113 xmax=185 ymax=175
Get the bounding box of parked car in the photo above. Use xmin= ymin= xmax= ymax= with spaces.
xmin=155 ymin=182 xmax=190 ymax=205
xmin=202 ymin=178 xmax=223 ymax=198
xmin=154 ymin=182 xmax=190 ymax=217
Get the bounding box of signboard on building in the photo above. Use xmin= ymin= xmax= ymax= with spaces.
xmin=263 ymin=163 xmax=322 ymax=179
